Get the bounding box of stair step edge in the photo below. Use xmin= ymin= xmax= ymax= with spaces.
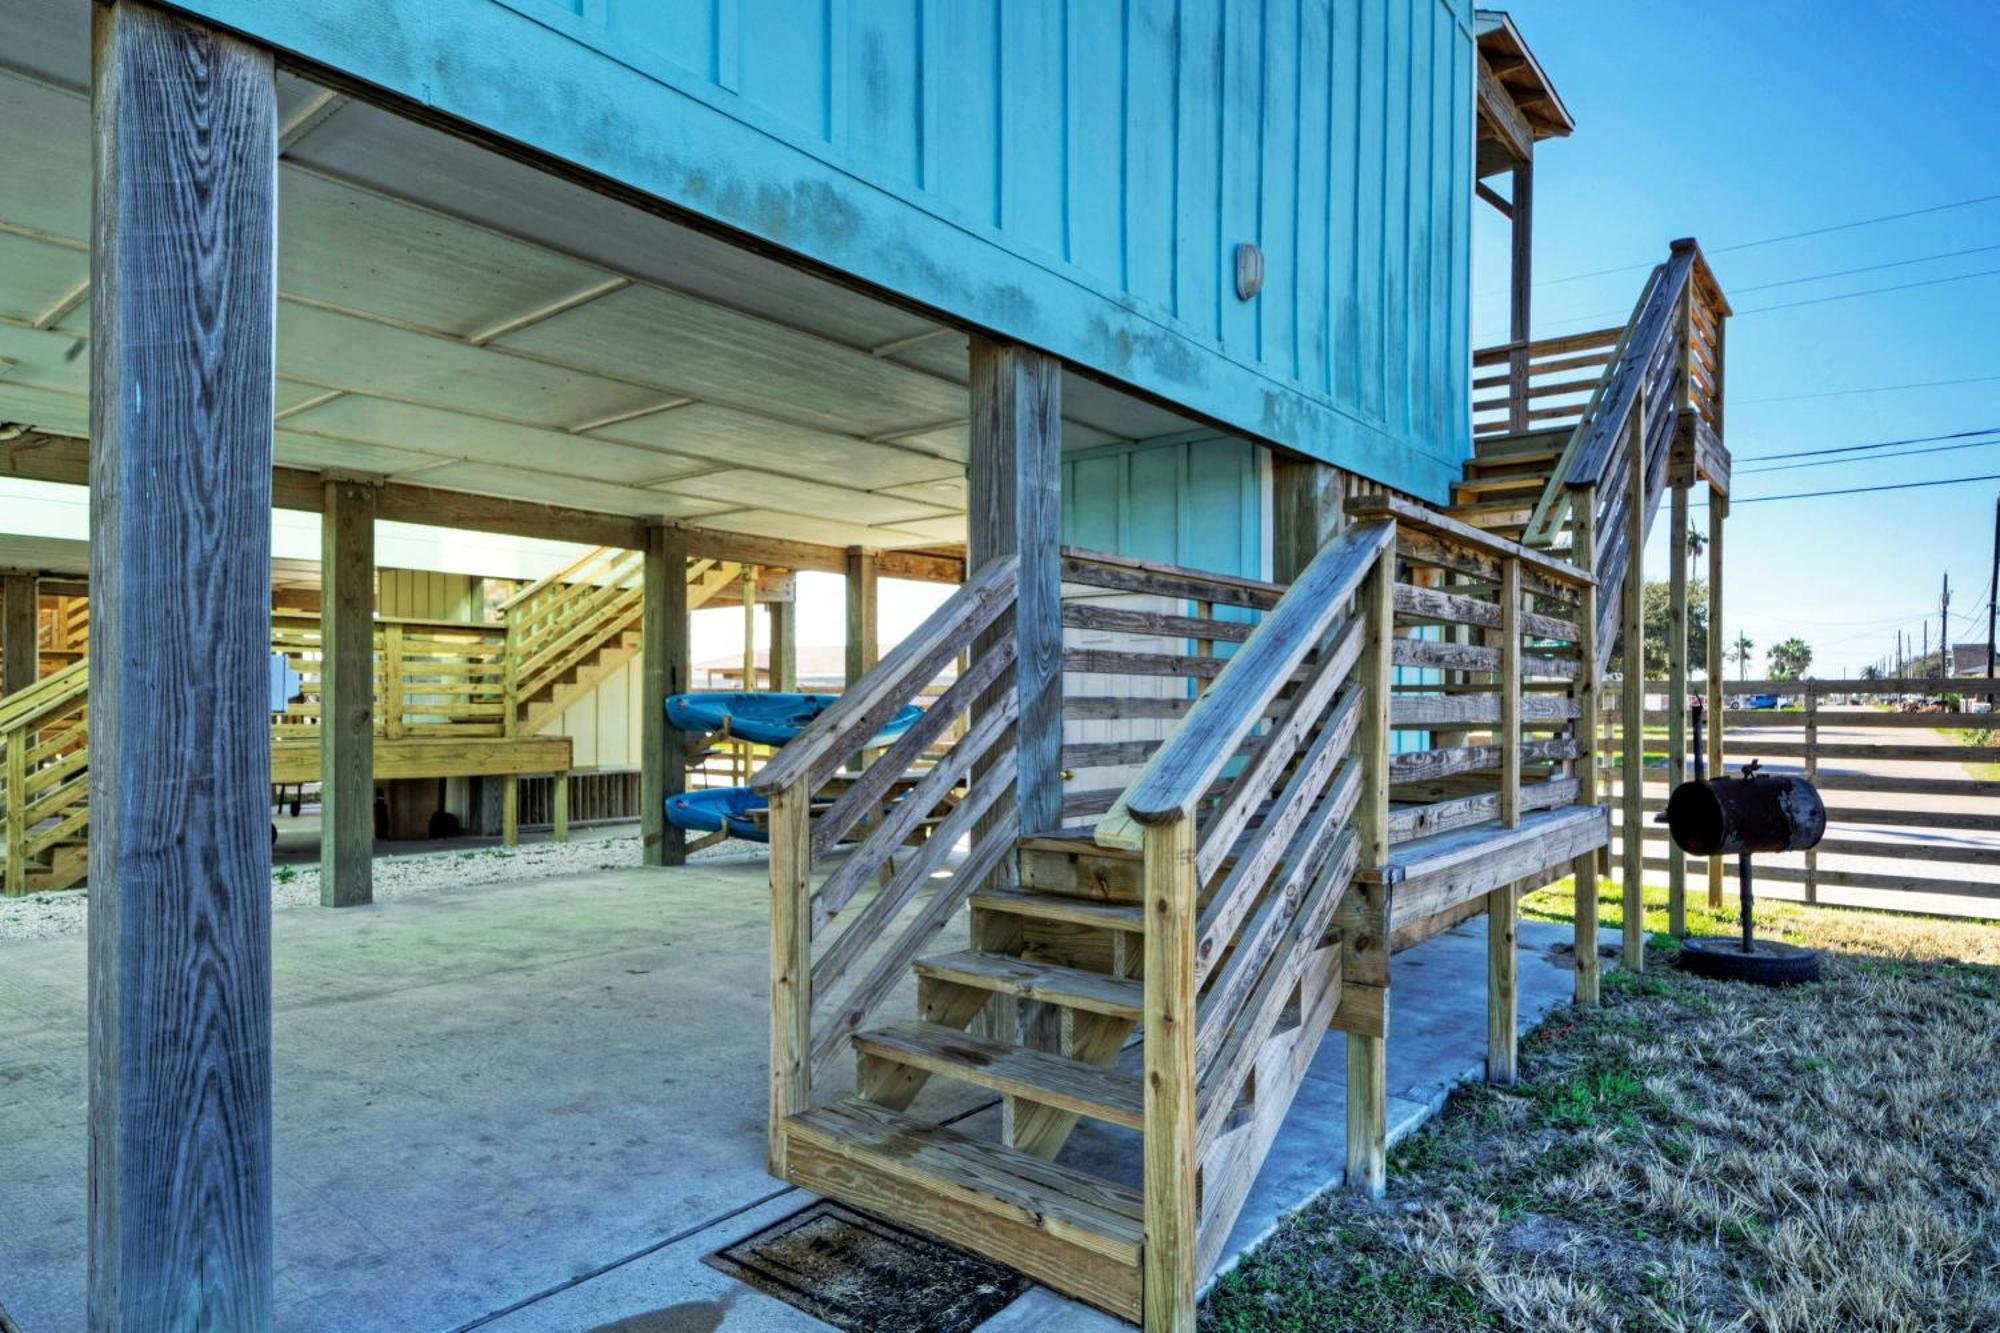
xmin=912 ymin=950 xmax=1143 ymax=1018
xmin=855 ymin=1020 xmax=1142 ymax=1129
xmin=970 ymin=888 xmax=1146 ymax=932
xmin=787 ymin=1098 xmax=1144 ymax=1258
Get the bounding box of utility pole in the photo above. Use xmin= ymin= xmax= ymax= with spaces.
xmin=1986 ymin=491 xmax=1997 ymax=680
xmin=1940 ymin=572 xmax=1950 ymax=683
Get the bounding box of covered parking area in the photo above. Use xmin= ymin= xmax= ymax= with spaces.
xmin=0 ymin=0 xmax=1225 ymax=1326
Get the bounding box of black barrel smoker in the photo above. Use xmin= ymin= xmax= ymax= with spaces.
xmin=1655 ymin=696 xmax=1826 ymax=984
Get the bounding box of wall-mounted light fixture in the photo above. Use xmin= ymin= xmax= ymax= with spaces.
xmin=1235 ymin=243 xmax=1264 ymax=300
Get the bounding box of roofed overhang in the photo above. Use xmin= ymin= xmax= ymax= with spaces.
xmin=1474 ymin=10 xmax=1575 ymax=179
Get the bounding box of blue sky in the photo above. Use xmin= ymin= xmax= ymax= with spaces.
xmin=1471 ymin=0 xmax=2000 ymax=678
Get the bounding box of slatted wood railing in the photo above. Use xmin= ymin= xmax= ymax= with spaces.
xmin=0 ymin=660 xmax=91 ymax=894
xmin=1472 ymin=323 xmax=1625 ymax=440
xmin=1057 ymin=547 xmax=1284 ymax=823
xmin=1513 ymin=241 xmax=1731 ymax=630
xmin=1356 ymin=495 xmax=1599 ymax=849
xmin=1091 ymin=519 xmax=1395 ymax=1313
xmin=757 ymin=555 xmax=1022 ymax=1170
xmin=272 ymin=612 xmax=511 ymax=740
xmin=1609 ymin=676 xmax=2000 ymax=915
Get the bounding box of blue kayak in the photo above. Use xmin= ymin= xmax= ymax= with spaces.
xmin=663 ymin=785 xmax=769 ymax=843
xmin=665 ymin=692 xmax=923 ymax=749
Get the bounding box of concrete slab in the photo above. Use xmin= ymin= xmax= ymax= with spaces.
xmin=1 ymin=854 xmax=1602 ymax=1332
xmin=0 ymin=853 xmax=978 ymax=1332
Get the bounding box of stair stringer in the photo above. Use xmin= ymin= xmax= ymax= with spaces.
xmin=1194 ymin=933 xmax=1344 ymax=1277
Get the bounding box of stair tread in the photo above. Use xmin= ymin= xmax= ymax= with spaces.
xmin=971 ymin=888 xmax=1146 ymax=932
xmin=856 ymin=1021 xmax=1143 ymax=1129
xmin=913 ymin=950 xmax=1144 ymax=1019
xmin=788 ymin=1098 xmax=1144 ymax=1261
xmin=1453 ymin=473 xmax=1549 ymax=496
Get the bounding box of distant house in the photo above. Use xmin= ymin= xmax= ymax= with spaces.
xmin=1953 ymin=643 xmax=1993 ymax=677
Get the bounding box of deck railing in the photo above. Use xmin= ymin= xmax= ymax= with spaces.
xmin=272 ymin=612 xmax=511 ymax=740
xmin=1352 ymin=495 xmax=1599 ymax=846
xmin=1057 ymin=547 xmax=1288 ymax=824
xmin=1089 ymin=520 xmax=1394 ymax=1308
xmin=757 ymin=555 xmax=1021 ymax=1170
xmin=1472 ymin=323 xmax=1625 ymax=440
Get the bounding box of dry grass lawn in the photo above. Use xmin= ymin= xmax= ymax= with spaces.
xmin=1201 ymin=885 xmax=2000 ymax=1331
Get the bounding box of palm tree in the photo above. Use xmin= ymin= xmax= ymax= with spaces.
xmin=1686 ymin=524 xmax=1706 ymax=560
xmin=1726 ymin=630 xmax=1755 ymax=682
xmin=1768 ymin=637 xmax=1813 ymax=682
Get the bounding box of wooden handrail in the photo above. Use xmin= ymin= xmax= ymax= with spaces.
xmin=1470 ymin=325 xmax=1623 ymax=368
xmin=751 ymin=554 xmax=1019 ymax=793
xmin=1097 ymin=519 xmax=1394 ymax=839
xmin=1346 ymin=494 xmax=1594 ymax=588
xmin=495 ymin=544 xmax=638 ymax=614
xmin=1564 ymin=242 xmax=1698 ymax=492
xmin=0 ymin=659 xmax=89 ymax=732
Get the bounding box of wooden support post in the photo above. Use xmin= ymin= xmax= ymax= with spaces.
xmin=968 ymin=338 xmax=1063 ymax=836
xmin=1803 ymin=684 xmax=1819 ymax=903
xmin=1666 ymin=481 xmax=1689 ymax=936
xmin=380 ymin=621 xmax=406 ymax=740
xmin=1272 ymin=455 xmax=1344 ymax=581
xmin=2 ymin=573 xmax=37 ymax=695
xmin=320 ymin=476 xmax=376 ymax=908
xmin=1571 ymin=492 xmax=1602 ymax=1005
xmin=89 ymin=4 xmax=277 ymax=1321
xmin=1621 ymin=401 xmax=1647 ymax=970
xmin=1506 ymin=159 xmax=1534 ymax=432
xmin=768 ymin=778 xmax=813 ymax=1173
xmin=1141 ymin=815 xmax=1197 ymax=1333
xmin=742 ymin=565 xmax=758 ymax=688
xmin=771 ymin=595 xmax=798 ymax=692
xmin=4 ymin=718 xmax=26 ymax=896
xmin=1347 ymin=545 xmax=1394 ymax=1196
xmin=1499 ymin=557 xmax=1522 ymax=826
xmin=1706 ymin=494 xmax=1727 ymax=909
xmin=1486 ymin=879 xmax=1519 ymax=1084
xmin=844 ymin=547 xmax=879 ymax=689
xmin=552 ymin=771 xmax=570 ymax=843
xmin=501 ymin=777 xmax=519 ymax=847
xmin=641 ymin=524 xmax=690 ymax=866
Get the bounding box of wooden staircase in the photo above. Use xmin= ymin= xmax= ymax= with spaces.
xmin=1461 ymin=239 xmax=1732 ymax=658
xmin=1449 ymin=425 xmax=1570 ymax=544
xmin=502 ymin=548 xmax=747 ymax=735
xmin=759 ymin=527 xmax=1397 ymax=1327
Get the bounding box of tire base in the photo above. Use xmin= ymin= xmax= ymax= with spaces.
xmin=1676 ymin=936 xmax=1821 ymax=986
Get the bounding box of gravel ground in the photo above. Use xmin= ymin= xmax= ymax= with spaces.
xmin=0 ymin=824 xmax=769 ymax=942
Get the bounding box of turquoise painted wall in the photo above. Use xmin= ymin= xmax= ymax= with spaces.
xmin=180 ymin=0 xmax=1475 ymax=501
xmin=1061 ymin=436 xmax=1264 ymax=581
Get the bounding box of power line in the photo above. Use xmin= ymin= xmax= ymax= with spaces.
xmin=1733 ymin=374 xmax=2000 ymax=406
xmin=1545 ymin=261 xmax=2000 ymax=328
xmin=1737 ymin=264 xmax=2000 ymax=314
xmin=1739 ymin=425 xmax=2000 ymax=464
xmin=1738 ymin=435 xmax=2000 ymax=476
xmin=1532 ymin=191 xmax=2000 ymax=289
xmin=1730 ymin=471 xmax=2000 ymax=504
xmin=1730 ymin=242 xmax=2000 ymax=294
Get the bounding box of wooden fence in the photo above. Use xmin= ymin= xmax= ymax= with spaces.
xmin=1607 ymin=676 xmax=2000 ymax=914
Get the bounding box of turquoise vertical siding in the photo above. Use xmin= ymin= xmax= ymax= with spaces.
xmin=1061 ymin=436 xmax=1264 ymax=582
xmin=175 ymin=0 xmax=1478 ymax=501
